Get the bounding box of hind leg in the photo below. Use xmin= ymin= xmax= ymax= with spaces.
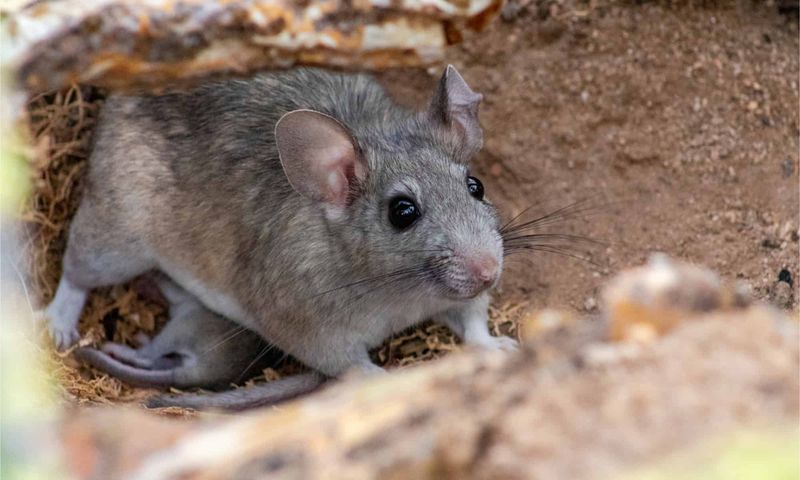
xmin=45 ymin=200 xmax=154 ymax=351
xmin=88 ymin=275 xmax=200 ymax=369
xmin=79 ymin=276 xmax=270 ymax=389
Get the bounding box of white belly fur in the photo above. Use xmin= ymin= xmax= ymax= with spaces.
xmin=158 ymin=261 xmax=255 ymax=329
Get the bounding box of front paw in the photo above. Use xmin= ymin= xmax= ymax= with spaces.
xmin=341 ymin=362 xmax=386 ymax=381
xmin=49 ymin=323 xmax=81 ymax=352
xmin=33 ymin=308 xmax=81 ymax=353
xmin=472 ymin=335 xmax=519 ymax=353
xmin=37 ymin=310 xmax=80 ymax=352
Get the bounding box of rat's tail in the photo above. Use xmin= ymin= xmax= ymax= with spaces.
xmin=145 ymin=372 xmax=326 ymax=411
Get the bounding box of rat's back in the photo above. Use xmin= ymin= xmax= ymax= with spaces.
xmin=87 ymin=69 xmax=402 ymax=235
xmin=95 ymin=69 xmax=399 ymax=181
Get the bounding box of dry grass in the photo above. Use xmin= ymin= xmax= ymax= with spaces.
xmin=20 ymin=85 xmax=527 ymax=413
xmin=21 ymin=85 xmax=164 ymax=405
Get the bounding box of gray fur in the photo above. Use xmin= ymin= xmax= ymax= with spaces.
xmin=145 ymin=372 xmax=325 ymax=410
xmin=44 ymin=66 xmax=515 ymax=409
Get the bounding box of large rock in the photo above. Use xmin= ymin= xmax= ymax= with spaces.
xmin=1 ymin=0 xmax=502 ymax=92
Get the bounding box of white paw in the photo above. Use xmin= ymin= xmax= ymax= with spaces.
xmin=472 ymin=335 xmax=519 ymax=353
xmin=39 ymin=309 xmax=80 ymax=352
xmin=49 ymin=323 xmax=80 ymax=352
xmin=341 ymin=363 xmax=386 ymax=381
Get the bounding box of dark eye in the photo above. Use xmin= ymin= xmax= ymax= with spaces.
xmin=467 ymin=176 xmax=484 ymax=200
xmin=388 ymin=197 xmax=420 ymax=230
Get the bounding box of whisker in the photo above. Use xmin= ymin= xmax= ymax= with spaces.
xmin=236 ymin=343 xmax=278 ymax=382
xmin=336 ymin=264 xmax=433 ymax=305
xmin=502 ymin=233 xmax=606 ymax=247
xmin=500 ymin=197 xmax=592 ymax=233
xmin=369 ymin=248 xmax=451 ymax=255
xmin=500 ymin=195 xmax=624 ymax=236
xmin=501 ymin=200 xmax=596 ymax=235
xmin=503 ymin=245 xmax=601 ymax=267
xmin=10 ymin=256 xmax=36 ymax=315
xmin=502 ymin=255 xmax=538 ymax=271
xmin=314 ymin=261 xmax=434 ymax=297
xmin=499 ymin=202 xmax=542 ymax=234
xmin=326 ymin=262 xmax=441 ymax=318
xmin=202 ymin=324 xmax=248 ymax=354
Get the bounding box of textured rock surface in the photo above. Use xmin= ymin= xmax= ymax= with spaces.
xmin=1 ymin=0 xmax=502 ymax=92
xmin=60 ymin=298 xmax=798 ymax=479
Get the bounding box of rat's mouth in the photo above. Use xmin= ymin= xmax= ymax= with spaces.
xmin=436 ymin=275 xmax=494 ymax=300
xmin=430 ymin=257 xmax=502 ymax=300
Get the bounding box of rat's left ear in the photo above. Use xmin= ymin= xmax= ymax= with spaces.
xmin=428 ymin=65 xmax=484 ymax=160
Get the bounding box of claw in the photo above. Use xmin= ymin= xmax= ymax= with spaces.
xmin=48 ymin=320 xmax=80 ymax=352
xmin=39 ymin=306 xmax=81 ymax=352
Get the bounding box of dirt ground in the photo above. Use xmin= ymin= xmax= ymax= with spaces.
xmin=21 ymin=1 xmax=799 ymax=405
xmin=380 ymin=0 xmax=800 ymax=312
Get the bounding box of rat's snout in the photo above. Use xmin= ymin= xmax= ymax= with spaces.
xmin=440 ymin=247 xmax=502 ymax=299
xmin=432 ymin=214 xmax=504 ymax=299
xmin=466 ymin=253 xmax=499 ymax=287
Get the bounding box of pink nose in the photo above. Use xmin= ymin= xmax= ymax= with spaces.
xmin=467 ymin=253 xmax=499 ymax=285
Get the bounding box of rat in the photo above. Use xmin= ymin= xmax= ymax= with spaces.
xmin=42 ymin=65 xmax=517 ymax=409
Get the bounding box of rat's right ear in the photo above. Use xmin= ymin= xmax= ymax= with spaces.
xmin=428 ymin=65 xmax=484 ymax=161
xmin=275 ymin=110 xmax=366 ymax=207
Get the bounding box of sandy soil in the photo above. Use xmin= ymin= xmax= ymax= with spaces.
xmin=379 ymin=1 xmax=799 ymax=312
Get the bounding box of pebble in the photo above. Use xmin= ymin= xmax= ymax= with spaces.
xmin=501 ymin=1 xmax=523 ymax=22
xmin=782 ymin=158 xmax=794 ymax=178
xmin=584 ymin=296 xmax=597 ymax=311
xmin=772 ymin=281 xmax=794 ymax=309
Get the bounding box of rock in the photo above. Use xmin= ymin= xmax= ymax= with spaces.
xmin=583 ymin=296 xmax=597 ymax=312
xmin=58 ymin=305 xmax=798 ymax=480
xmin=772 ymin=281 xmax=794 ymax=310
xmin=501 ymin=0 xmax=523 ymax=22
xmin=602 ymin=254 xmax=751 ymax=342
xmin=1 ymin=0 xmax=504 ymax=92
xmin=518 ymin=308 xmax=577 ymax=341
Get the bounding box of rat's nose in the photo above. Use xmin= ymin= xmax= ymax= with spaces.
xmin=466 ymin=253 xmax=499 ymax=287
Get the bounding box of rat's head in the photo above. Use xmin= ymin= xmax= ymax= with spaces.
xmin=276 ymin=66 xmax=502 ymax=300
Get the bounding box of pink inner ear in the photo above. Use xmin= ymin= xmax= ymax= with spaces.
xmin=276 ymin=109 xmax=365 ymax=207
xmin=315 ymin=143 xmax=356 ymax=205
